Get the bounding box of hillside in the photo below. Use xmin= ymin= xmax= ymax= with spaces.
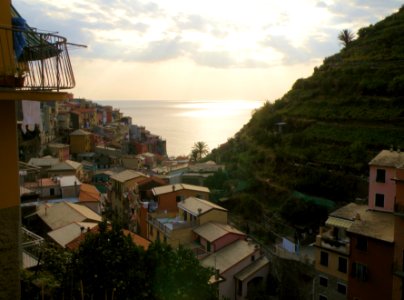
xmin=208 ymin=6 xmax=404 ymax=209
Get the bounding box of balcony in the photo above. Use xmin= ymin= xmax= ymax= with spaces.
xmin=0 ymin=24 xmax=75 ymax=93
xmin=316 ymin=231 xmax=350 ymax=255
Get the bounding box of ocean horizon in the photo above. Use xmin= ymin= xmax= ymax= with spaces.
xmin=97 ymin=99 xmax=264 ymax=157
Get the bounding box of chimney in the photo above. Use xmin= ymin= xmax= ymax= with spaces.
xmin=172 ymin=185 xmax=175 ymax=192
xmin=355 ymin=213 xmax=361 ymax=221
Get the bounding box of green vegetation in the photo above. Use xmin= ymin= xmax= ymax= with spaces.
xmin=207 ymin=6 xmax=404 ymax=233
xmin=21 ymin=222 xmax=217 ymax=300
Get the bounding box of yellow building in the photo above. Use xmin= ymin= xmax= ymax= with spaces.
xmin=109 ymin=170 xmax=148 ymax=229
xmin=70 ymin=129 xmax=92 ymax=154
xmin=147 ymin=196 xmax=227 ymax=247
xmin=0 ymin=2 xmax=76 ymax=298
xmin=314 ymin=203 xmax=367 ymax=300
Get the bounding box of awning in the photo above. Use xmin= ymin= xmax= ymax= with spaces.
xmin=325 ymin=216 xmax=353 ymax=229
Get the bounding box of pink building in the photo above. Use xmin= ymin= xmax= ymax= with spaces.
xmin=193 ymin=222 xmax=246 ymax=255
xmin=368 ymin=149 xmax=404 ymax=212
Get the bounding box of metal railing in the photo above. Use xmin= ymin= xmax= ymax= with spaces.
xmin=0 ymin=25 xmax=75 ymax=91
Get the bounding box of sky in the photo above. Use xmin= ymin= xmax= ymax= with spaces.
xmin=12 ymin=0 xmax=403 ymax=101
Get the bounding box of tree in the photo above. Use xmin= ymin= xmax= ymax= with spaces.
xmin=338 ymin=29 xmax=355 ymax=47
xmin=191 ymin=141 xmax=209 ymax=161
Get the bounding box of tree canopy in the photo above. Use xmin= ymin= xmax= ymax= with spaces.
xmin=22 ymin=222 xmax=217 ymax=300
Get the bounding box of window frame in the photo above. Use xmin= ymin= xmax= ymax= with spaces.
xmin=320 ymin=251 xmax=329 ymax=266
xmin=376 ymin=168 xmax=386 ymax=183
xmin=375 ymin=193 xmax=385 ymax=208
xmin=338 ymin=257 xmax=348 ymax=273
xmin=319 ymin=276 xmax=328 ymax=287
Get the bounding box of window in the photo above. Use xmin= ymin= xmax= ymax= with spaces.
xmin=338 ymin=257 xmax=348 ymax=273
xmin=352 ymin=262 xmax=368 ymax=281
xmin=183 ymin=211 xmax=188 ymax=221
xmin=251 ymin=255 xmax=255 ymax=262
xmin=319 ymin=276 xmax=328 ymax=287
xmin=356 ymin=236 xmax=367 ymax=251
xmin=176 ymin=195 xmax=183 ymax=203
xmin=320 ymin=251 xmax=329 ymax=266
xmin=375 ymin=193 xmax=384 ymax=208
xmin=337 ymin=283 xmax=347 ymax=295
xmin=376 ymin=169 xmax=386 ymax=183
xmin=149 ymin=225 xmax=153 ymax=236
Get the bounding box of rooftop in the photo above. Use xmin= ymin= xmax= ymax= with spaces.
xmin=201 ymin=239 xmax=258 ymax=274
xmin=347 ymin=209 xmax=395 ymax=243
xmin=193 ymin=222 xmax=244 ymax=242
xmin=110 ymin=169 xmax=147 ymax=183
xmin=47 ymin=221 xmax=98 ymax=248
xmin=152 ymin=183 xmax=210 ymax=196
xmin=178 ymin=197 xmax=227 ymax=216
xmin=70 ymin=129 xmax=91 ymax=136
xmin=369 ymin=149 xmax=404 ymax=168
xmin=34 ymin=201 xmax=102 ymax=230
xmin=79 ymin=183 xmax=101 ymax=202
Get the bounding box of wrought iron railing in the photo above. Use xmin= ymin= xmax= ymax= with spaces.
xmin=0 ymin=25 xmax=75 ymax=91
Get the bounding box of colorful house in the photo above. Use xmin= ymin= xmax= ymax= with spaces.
xmin=69 ymin=129 xmax=93 ymax=154
xmin=151 ymin=183 xmax=210 ymax=213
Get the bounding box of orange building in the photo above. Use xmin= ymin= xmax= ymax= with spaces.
xmin=151 ymin=183 xmax=210 ymax=213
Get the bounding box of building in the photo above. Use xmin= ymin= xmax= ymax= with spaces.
xmin=0 ymin=2 xmax=76 ymax=297
xmin=347 ymin=210 xmax=395 ymax=300
xmin=109 ymin=169 xmax=148 ymax=229
xmin=70 ymin=129 xmax=93 ymax=154
xmin=48 ymin=143 xmax=70 ymax=161
xmin=314 ymin=149 xmax=404 ymax=300
xmin=151 ymin=183 xmax=210 ymax=213
xmin=314 ymin=203 xmax=367 ymax=300
xmin=201 ymin=239 xmax=269 ymax=300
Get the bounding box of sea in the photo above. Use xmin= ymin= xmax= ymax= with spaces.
xmin=98 ymin=100 xmax=265 ymax=157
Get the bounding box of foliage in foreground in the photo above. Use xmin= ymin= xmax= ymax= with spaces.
xmin=21 ymin=222 xmax=216 ymax=300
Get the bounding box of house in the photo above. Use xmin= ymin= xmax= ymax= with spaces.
xmin=121 ymin=154 xmax=144 ymax=170
xmin=47 ymin=221 xmax=99 ymax=248
xmin=24 ymin=177 xmax=61 ymax=199
xmin=201 ymin=239 xmax=269 ymax=300
xmin=47 ymin=143 xmax=70 ymax=161
xmin=109 ymin=169 xmax=148 ymax=229
xmin=314 ymin=203 xmax=367 ymax=300
xmin=368 ymin=149 xmax=404 ymax=212
xmin=47 ymin=159 xmax=83 ymax=180
xmin=314 ymin=149 xmax=404 ymax=300
xmin=28 ymin=156 xmax=60 ymax=177
xmin=147 ymin=197 xmax=227 ymax=247
xmin=59 ymin=175 xmax=81 ymax=198
xmin=182 ymin=161 xmax=225 ymax=186
xmin=193 ymin=222 xmax=245 ymax=257
xmin=151 ymin=183 xmax=210 ymax=213
xmin=65 ymin=224 xmax=151 ymax=251
xmin=347 ymin=210 xmax=395 ymax=300
xmin=28 ymin=201 xmax=102 ymax=235
xmin=79 ymin=183 xmax=102 ymax=214
xmin=70 ymin=129 xmax=93 ymax=154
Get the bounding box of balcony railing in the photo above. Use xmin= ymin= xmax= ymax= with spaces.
xmin=0 ymin=24 xmax=75 ymax=91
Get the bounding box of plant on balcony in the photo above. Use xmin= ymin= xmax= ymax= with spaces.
xmin=0 ymin=65 xmax=27 ymax=88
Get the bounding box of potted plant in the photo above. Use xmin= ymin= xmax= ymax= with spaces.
xmin=14 ymin=66 xmax=28 ymax=88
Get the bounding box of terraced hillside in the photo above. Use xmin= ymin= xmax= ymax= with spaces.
xmin=209 ymin=6 xmax=404 ymax=205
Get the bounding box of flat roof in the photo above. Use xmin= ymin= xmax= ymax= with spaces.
xmin=347 ymin=210 xmax=395 ymax=243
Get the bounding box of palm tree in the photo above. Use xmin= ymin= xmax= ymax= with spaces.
xmin=191 ymin=141 xmax=209 ymax=161
xmin=338 ymin=29 xmax=355 ymax=47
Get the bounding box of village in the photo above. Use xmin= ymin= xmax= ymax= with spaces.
xmin=18 ymin=97 xmax=404 ymax=300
